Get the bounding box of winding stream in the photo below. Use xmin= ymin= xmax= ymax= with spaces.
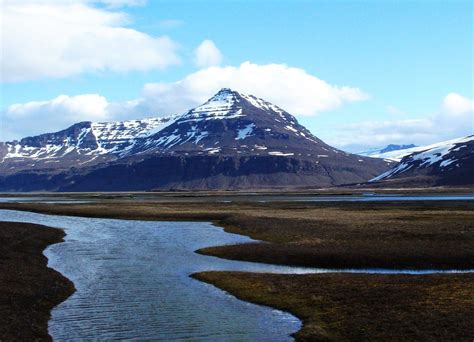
xmin=0 ymin=209 xmax=471 ymax=341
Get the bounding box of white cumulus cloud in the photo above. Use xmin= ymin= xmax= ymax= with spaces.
xmin=193 ymin=40 xmax=223 ymax=68
xmin=1 ymin=0 xmax=180 ymax=82
xmin=143 ymin=61 xmax=369 ymax=116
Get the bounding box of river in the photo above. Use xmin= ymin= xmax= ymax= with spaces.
xmin=0 ymin=209 xmax=471 ymax=341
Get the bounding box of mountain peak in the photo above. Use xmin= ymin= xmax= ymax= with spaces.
xmin=178 ymin=88 xmax=298 ymax=129
xmin=207 ymin=88 xmax=241 ymax=102
xmin=182 ymin=89 xmax=241 ymax=121
xmin=202 ymin=88 xmax=289 ymax=117
xmin=206 ymin=88 xmax=240 ymax=104
xmin=215 ymin=87 xmax=237 ymax=94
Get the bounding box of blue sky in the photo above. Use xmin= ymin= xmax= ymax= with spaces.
xmin=1 ymin=0 xmax=473 ymax=151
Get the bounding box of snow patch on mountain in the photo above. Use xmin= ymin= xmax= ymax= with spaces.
xmin=236 ymin=123 xmax=255 ymax=140
xmin=268 ymin=151 xmax=294 ymax=156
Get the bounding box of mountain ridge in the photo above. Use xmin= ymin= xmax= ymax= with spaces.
xmin=0 ymin=88 xmax=393 ymax=191
xmin=370 ymin=135 xmax=474 ymax=186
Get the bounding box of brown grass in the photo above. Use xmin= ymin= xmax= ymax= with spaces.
xmin=193 ymin=271 xmax=474 ymax=341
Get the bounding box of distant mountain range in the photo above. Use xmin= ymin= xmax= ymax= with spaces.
xmin=0 ymin=89 xmax=392 ymax=191
xmin=369 ymin=136 xmax=474 ymax=186
xmin=358 ymin=144 xmax=417 ymax=161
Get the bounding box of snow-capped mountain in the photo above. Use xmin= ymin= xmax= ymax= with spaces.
xmin=0 ymin=117 xmax=174 ymax=174
xmin=370 ymin=135 xmax=474 ymax=186
xmin=358 ymin=144 xmax=417 ymax=161
xmin=0 ymin=88 xmax=393 ymax=191
xmin=127 ymin=88 xmax=331 ymax=157
xmin=0 ymin=88 xmax=345 ymax=173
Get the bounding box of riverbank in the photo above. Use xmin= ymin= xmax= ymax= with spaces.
xmin=193 ymin=271 xmax=474 ymax=341
xmin=0 ymin=221 xmax=74 ymax=341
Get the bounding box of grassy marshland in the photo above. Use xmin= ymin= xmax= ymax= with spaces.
xmin=1 ymin=196 xmax=473 ymax=340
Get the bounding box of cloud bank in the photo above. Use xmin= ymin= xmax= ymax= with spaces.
xmin=1 ymin=0 xmax=180 ymax=82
